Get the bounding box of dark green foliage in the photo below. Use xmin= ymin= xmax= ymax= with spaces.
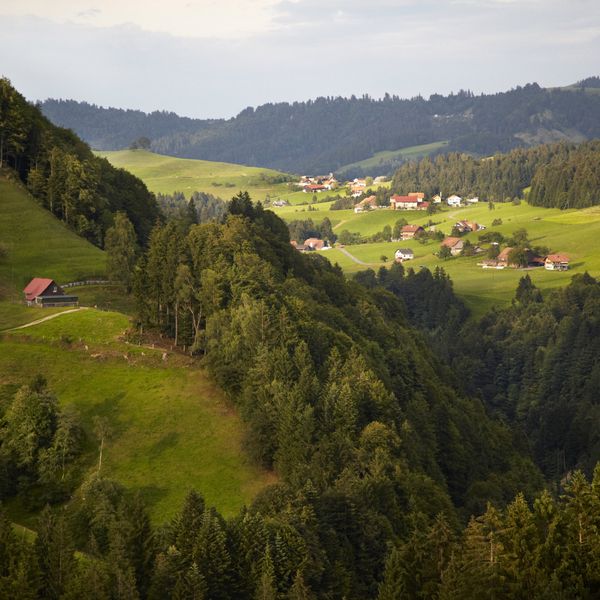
xmin=157 ymin=191 xmax=226 ymax=229
xmin=392 ymin=140 xmax=600 ymax=208
xmin=0 ymin=78 xmax=159 ymax=246
xmin=0 ymin=377 xmax=83 ymax=506
xmin=456 ymin=274 xmax=600 ymax=479
xmin=41 ymin=82 xmax=600 ymax=174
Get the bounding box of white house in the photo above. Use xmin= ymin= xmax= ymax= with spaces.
xmin=447 ymin=195 xmax=462 ymax=207
xmin=545 ymin=254 xmax=570 ymax=271
xmin=390 ymin=195 xmax=420 ymax=210
xmin=395 ymin=248 xmax=414 ymax=261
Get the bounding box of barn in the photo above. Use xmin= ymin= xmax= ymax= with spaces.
xmin=23 ymin=278 xmax=79 ymax=308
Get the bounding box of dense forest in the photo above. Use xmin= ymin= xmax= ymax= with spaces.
xmin=40 ymin=80 xmax=600 ymax=174
xmin=39 ymin=99 xmax=219 ymax=154
xmin=2 ymin=195 xmax=600 ymax=597
xmin=391 ymin=140 xmax=600 ymax=208
xmin=0 ymin=79 xmax=159 ymax=246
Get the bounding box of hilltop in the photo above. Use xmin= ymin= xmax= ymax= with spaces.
xmin=41 ymin=77 xmax=600 ymax=174
xmin=97 ymin=149 xmax=295 ymax=199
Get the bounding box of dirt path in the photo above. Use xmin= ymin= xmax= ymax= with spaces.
xmin=337 ymin=247 xmax=374 ymax=266
xmin=333 ymin=219 xmax=349 ymax=231
xmin=7 ymin=307 xmax=88 ymax=331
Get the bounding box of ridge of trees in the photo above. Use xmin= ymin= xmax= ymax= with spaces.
xmin=391 ymin=140 xmax=600 ymax=208
xmin=40 ymin=80 xmax=600 ymax=173
xmin=0 ymin=78 xmax=160 ymax=246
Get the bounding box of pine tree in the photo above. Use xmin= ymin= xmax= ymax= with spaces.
xmin=105 ymin=211 xmax=138 ymax=292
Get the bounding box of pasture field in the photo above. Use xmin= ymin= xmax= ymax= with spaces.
xmin=0 ymin=176 xmax=106 ymax=293
xmin=336 ymin=141 xmax=449 ymax=176
xmin=99 ymin=149 xmax=301 ymax=203
xmin=297 ymin=201 xmax=600 ymax=316
xmin=0 ymin=309 xmax=274 ymax=524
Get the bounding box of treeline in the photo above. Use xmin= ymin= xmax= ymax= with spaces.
xmin=41 ymin=81 xmax=600 ymax=173
xmin=3 ymin=468 xmax=599 ymax=599
xmin=391 ymin=140 xmax=600 ymax=208
xmin=39 ymin=98 xmax=219 ymax=151
xmin=0 ymin=377 xmax=84 ymax=507
xmin=0 ymin=78 xmax=159 ymax=246
xmin=529 ymin=142 xmax=600 ymax=208
xmin=286 ymin=217 xmax=337 ymax=245
xmin=455 ymin=273 xmax=600 ymax=480
xmin=156 ymin=191 xmax=227 ymax=225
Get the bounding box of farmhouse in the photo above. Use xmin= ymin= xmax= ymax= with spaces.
xmin=432 ymin=194 xmax=442 ymax=204
xmin=401 ymin=225 xmax=424 ymax=240
xmin=395 ymin=248 xmax=414 ymax=261
xmin=447 ymin=195 xmax=462 ymax=207
xmin=496 ymin=247 xmax=513 ymax=267
xmin=441 ymin=237 xmax=464 ymax=256
xmin=455 ymin=220 xmax=484 ymax=233
xmin=303 ymin=238 xmax=329 ymax=251
xmin=408 ymin=192 xmax=425 ymax=200
xmin=23 ymin=278 xmax=79 ymax=308
xmin=303 ymin=184 xmax=326 ymax=193
xmin=354 ymin=195 xmax=378 ymax=213
xmin=390 ymin=195 xmax=420 ymax=210
xmin=545 ymin=254 xmax=570 ymax=271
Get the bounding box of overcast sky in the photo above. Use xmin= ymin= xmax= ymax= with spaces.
xmin=1 ymin=0 xmax=599 ymax=118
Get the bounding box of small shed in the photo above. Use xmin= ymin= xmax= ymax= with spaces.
xmin=23 ymin=278 xmax=79 ymax=308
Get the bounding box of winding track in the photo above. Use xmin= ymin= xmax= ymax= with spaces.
xmin=6 ymin=307 xmax=88 ymax=331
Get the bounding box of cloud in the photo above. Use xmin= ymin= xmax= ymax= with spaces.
xmin=0 ymin=2 xmax=598 ymax=119
xmin=76 ymin=8 xmax=101 ymax=18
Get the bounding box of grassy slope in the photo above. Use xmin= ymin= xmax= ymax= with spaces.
xmin=99 ymin=149 xmax=300 ymax=202
xmin=337 ymin=141 xmax=449 ymax=175
xmin=0 ymin=175 xmax=107 ymax=329
xmin=0 ymin=176 xmax=106 ymax=290
xmin=0 ymin=173 xmax=273 ymax=523
xmin=1 ymin=310 xmax=274 ymax=523
xmin=278 ymin=201 xmax=600 ymax=317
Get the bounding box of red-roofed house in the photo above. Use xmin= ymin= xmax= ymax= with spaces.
xmin=408 ymin=192 xmax=425 ymax=200
xmin=390 ymin=195 xmax=420 ymax=210
xmin=401 ymin=225 xmax=424 ymax=240
xmin=23 ymin=278 xmax=79 ymax=308
xmin=545 ymin=254 xmax=570 ymax=271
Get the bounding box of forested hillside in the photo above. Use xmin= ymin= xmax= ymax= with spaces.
xmin=391 ymin=140 xmax=600 ymax=207
xmin=2 ymin=194 xmax=599 ymax=597
xmin=40 ymin=80 xmax=600 ymax=174
xmin=40 ymin=99 xmax=219 ymax=151
xmin=0 ymin=79 xmax=160 ymax=246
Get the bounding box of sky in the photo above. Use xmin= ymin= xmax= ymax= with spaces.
xmin=0 ymin=0 xmax=599 ymax=119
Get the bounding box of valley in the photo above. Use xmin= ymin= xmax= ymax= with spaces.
xmin=99 ymin=150 xmax=600 ymax=316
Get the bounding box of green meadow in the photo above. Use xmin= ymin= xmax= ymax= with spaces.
xmin=0 ymin=177 xmax=274 ymax=525
xmin=1 ymin=310 xmax=274 ymax=524
xmin=0 ymin=175 xmax=106 ymax=293
xmin=287 ymin=200 xmax=600 ymax=316
xmin=99 ymin=149 xmax=303 ymax=202
xmin=337 ymin=141 xmax=449 ymax=176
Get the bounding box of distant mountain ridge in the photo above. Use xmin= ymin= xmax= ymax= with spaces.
xmin=40 ymin=77 xmax=600 ymax=174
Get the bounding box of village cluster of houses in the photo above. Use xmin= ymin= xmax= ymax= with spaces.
xmin=353 ymin=192 xmax=481 ymax=214
xmin=296 ymin=174 xmax=339 ymax=193
xmin=479 ymin=249 xmax=570 ymax=271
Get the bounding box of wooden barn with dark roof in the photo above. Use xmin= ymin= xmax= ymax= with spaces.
xmin=23 ymin=278 xmax=79 ymax=308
